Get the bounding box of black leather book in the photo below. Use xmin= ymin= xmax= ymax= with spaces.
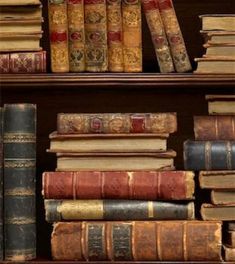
xmin=0 ymin=108 xmax=3 ymax=260
xmin=184 ymin=140 xmax=235 ymax=171
xmin=3 ymin=104 xmax=36 ymax=261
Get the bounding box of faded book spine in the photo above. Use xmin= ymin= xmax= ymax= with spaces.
xmin=158 ymin=0 xmax=192 ymax=73
xmin=0 ymin=108 xmax=3 ymax=260
xmin=84 ymin=0 xmax=108 ymax=72
xmin=57 ymin=112 xmax=177 ymax=134
xmin=42 ymin=171 xmax=195 ymax=200
xmin=122 ymin=0 xmax=142 ymax=72
xmin=194 ymin=116 xmax=235 ymax=140
xmin=51 ymin=221 xmax=222 ymax=261
xmin=45 ymin=199 xmax=194 ymax=222
xmin=67 ymin=0 xmax=85 ymax=72
xmin=184 ymin=140 xmax=235 ymax=171
xmin=3 ymin=104 xmax=36 ymax=261
xmin=142 ymin=0 xmax=174 ymax=73
xmin=48 ymin=0 xmax=69 ymax=72
xmin=107 ymin=0 xmax=123 ymax=72
xmin=0 ymin=51 xmax=46 ymax=73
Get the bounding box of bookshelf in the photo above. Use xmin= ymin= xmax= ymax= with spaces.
xmin=0 ymin=0 xmax=235 ymax=263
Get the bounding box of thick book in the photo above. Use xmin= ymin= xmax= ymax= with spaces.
xmin=122 ymin=0 xmax=142 ymax=72
xmin=84 ymin=0 xmax=108 ymax=72
xmin=203 ymin=44 xmax=235 ymax=58
xmin=57 ymin=112 xmax=177 ymax=134
xmin=224 ymin=230 xmax=235 ymax=248
xmin=211 ymin=190 xmax=235 ymax=205
xmin=56 ymin=151 xmax=176 ymax=171
xmin=45 ymin=199 xmax=195 ymax=222
xmin=206 ymin=94 xmax=235 ymax=115
xmin=200 ymin=14 xmax=235 ymax=31
xmin=184 ymin=140 xmax=235 ymax=171
xmin=201 ymin=204 xmax=235 ymax=221
xmin=48 ymin=0 xmax=69 ymax=72
xmin=158 ymin=0 xmax=192 ymax=73
xmin=51 ymin=221 xmax=222 ymax=261
xmin=199 ymin=171 xmax=235 ymax=189
xmin=223 ymin=245 xmax=235 ymax=261
xmin=142 ymin=0 xmax=174 ymax=73
xmin=42 ymin=170 xmax=195 ymax=200
xmin=3 ymin=104 xmax=36 ymax=261
xmin=0 ymin=108 xmax=3 ymax=260
xmin=0 ymin=18 xmax=42 ymax=33
xmin=48 ymin=132 xmax=168 ymax=152
xmin=0 ymin=51 xmax=46 ymax=73
xmin=201 ymin=31 xmax=235 ymax=45
xmin=67 ymin=0 xmax=85 ymax=72
xmin=0 ymin=5 xmax=42 ymax=20
xmin=194 ymin=116 xmax=235 ymax=140
xmin=107 ymin=0 xmax=123 ymax=72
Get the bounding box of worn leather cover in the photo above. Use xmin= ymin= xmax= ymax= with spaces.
xmin=42 ymin=170 xmax=194 ymax=200
xmin=3 ymin=104 xmax=36 ymax=261
xmin=194 ymin=115 xmax=235 ymax=140
xmin=184 ymin=140 xmax=235 ymax=170
xmin=51 ymin=221 xmax=222 ymax=260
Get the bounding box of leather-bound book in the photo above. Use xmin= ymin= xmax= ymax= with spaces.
xmin=0 ymin=108 xmax=3 ymax=260
xmin=0 ymin=51 xmax=46 ymax=73
xmin=201 ymin=204 xmax=235 ymax=221
xmin=158 ymin=0 xmax=192 ymax=73
xmin=42 ymin=170 xmax=195 ymax=200
xmin=142 ymin=0 xmax=174 ymax=73
xmin=48 ymin=0 xmax=69 ymax=72
xmin=3 ymin=104 xmax=36 ymax=261
xmin=211 ymin=190 xmax=235 ymax=205
xmin=51 ymin=221 xmax=222 ymax=261
xmin=0 ymin=19 xmax=42 ymax=34
xmin=0 ymin=0 xmax=41 ymax=5
xmin=57 ymin=112 xmax=177 ymax=134
xmin=223 ymin=245 xmax=235 ymax=261
xmin=84 ymin=0 xmax=108 ymax=72
xmin=107 ymin=0 xmax=123 ymax=72
xmin=194 ymin=116 xmax=235 ymax=140
xmin=184 ymin=140 xmax=235 ymax=171
xmin=45 ymin=199 xmax=195 ymax=222
xmin=122 ymin=0 xmax=142 ymax=72
xmin=67 ymin=0 xmax=85 ymax=72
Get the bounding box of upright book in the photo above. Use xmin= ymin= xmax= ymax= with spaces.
xmin=3 ymin=104 xmax=36 ymax=261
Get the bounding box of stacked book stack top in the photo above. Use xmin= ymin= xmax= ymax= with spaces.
xmin=0 ymin=0 xmax=46 ymax=73
xmin=194 ymin=14 xmax=235 ymax=74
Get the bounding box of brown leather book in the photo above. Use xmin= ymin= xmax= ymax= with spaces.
xmin=194 ymin=116 xmax=235 ymax=140
xmin=201 ymin=204 xmax=235 ymax=221
xmin=57 ymin=112 xmax=177 ymax=134
xmin=42 ymin=170 xmax=195 ymax=200
xmin=223 ymin=245 xmax=235 ymax=261
xmin=51 ymin=221 xmax=222 ymax=261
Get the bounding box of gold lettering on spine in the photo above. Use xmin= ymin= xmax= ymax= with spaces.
xmin=148 ymin=201 xmax=154 ymax=218
xmin=205 ymin=141 xmax=211 ymax=170
xmin=58 ymin=200 xmax=104 ymax=219
xmin=4 ymin=133 xmax=36 ymax=143
xmin=183 ymin=222 xmax=187 ymax=260
xmin=5 ymin=188 xmax=34 ymax=196
xmin=226 ymin=141 xmax=232 ymax=170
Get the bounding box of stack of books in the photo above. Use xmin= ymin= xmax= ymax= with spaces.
xmin=194 ymin=14 xmax=235 ymax=74
xmin=48 ymin=0 xmax=191 ymax=73
xmin=0 ymin=0 xmax=46 ymax=73
xmin=224 ymin=222 xmax=235 ymax=261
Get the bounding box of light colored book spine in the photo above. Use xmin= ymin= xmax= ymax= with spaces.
xmin=107 ymin=0 xmax=124 ymax=72
xmin=67 ymin=0 xmax=85 ymax=72
xmin=158 ymin=0 xmax=192 ymax=73
xmin=122 ymin=0 xmax=142 ymax=72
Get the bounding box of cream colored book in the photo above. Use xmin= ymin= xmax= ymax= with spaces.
xmin=203 ymin=44 xmax=235 ymax=58
xmin=201 ymin=30 xmax=235 ymax=45
xmin=206 ymin=95 xmax=235 ymax=115
xmin=200 ymin=14 xmax=235 ymax=31
xmin=0 ymin=0 xmax=41 ymax=5
xmin=0 ymin=19 xmax=42 ymax=33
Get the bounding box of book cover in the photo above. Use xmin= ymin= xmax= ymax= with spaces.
xmin=211 ymin=190 xmax=235 ymax=205
xmin=3 ymin=104 xmax=36 ymax=261
xmin=200 ymin=14 xmax=235 ymax=31
xmin=201 ymin=204 xmax=235 ymax=221
xmin=0 ymin=0 xmax=41 ymax=5
xmin=0 ymin=19 xmax=42 ymax=33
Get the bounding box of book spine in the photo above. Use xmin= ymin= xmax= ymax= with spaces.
xmin=184 ymin=140 xmax=235 ymax=171
xmin=142 ymin=0 xmax=174 ymax=73
xmin=84 ymin=0 xmax=108 ymax=72
xmin=194 ymin=116 xmax=235 ymax=140
xmin=48 ymin=0 xmax=69 ymax=72
xmin=45 ymin=200 xmax=194 ymax=222
xmin=157 ymin=0 xmax=192 ymax=73
xmin=3 ymin=104 xmax=36 ymax=261
xmin=122 ymin=0 xmax=142 ymax=72
xmin=0 ymin=52 xmax=46 ymax=73
xmin=67 ymin=0 xmax=85 ymax=72
xmin=57 ymin=112 xmax=177 ymax=134
xmin=107 ymin=0 xmax=123 ymax=72
xmin=0 ymin=109 xmax=3 ymax=260
xmin=51 ymin=221 xmax=222 ymax=261
xmin=42 ymin=171 xmax=195 ymax=200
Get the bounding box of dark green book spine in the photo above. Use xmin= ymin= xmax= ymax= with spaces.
xmin=0 ymin=108 xmax=3 ymax=260
xmin=3 ymin=104 xmax=36 ymax=261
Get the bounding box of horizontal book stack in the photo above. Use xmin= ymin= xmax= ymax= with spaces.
xmin=223 ymin=222 xmax=235 ymax=261
xmin=194 ymin=14 xmax=235 ymax=74
xmin=0 ymin=0 xmax=46 ymax=73
xmin=48 ymin=0 xmax=191 ymax=73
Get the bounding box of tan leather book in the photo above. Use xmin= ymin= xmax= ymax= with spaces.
xmin=200 ymin=14 xmax=235 ymax=31
xmin=223 ymin=245 xmax=235 ymax=261
xmin=122 ymin=0 xmax=142 ymax=72
xmin=48 ymin=0 xmax=69 ymax=72
xmin=0 ymin=19 xmax=42 ymax=33
xmin=211 ymin=190 xmax=235 ymax=205
xmin=201 ymin=31 xmax=235 ymax=45
xmin=0 ymin=5 xmax=42 ymax=20
xmin=51 ymin=221 xmax=222 ymax=261
xmin=201 ymin=204 xmax=235 ymax=221
xmin=203 ymin=44 xmax=235 ymax=58
xmin=0 ymin=0 xmax=40 ymax=5
xmin=206 ymin=95 xmax=235 ymax=115
xmin=56 ymin=150 xmax=176 ymax=171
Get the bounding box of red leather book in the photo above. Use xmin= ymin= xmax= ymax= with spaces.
xmin=0 ymin=51 xmax=46 ymax=73
xmin=42 ymin=170 xmax=194 ymax=200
